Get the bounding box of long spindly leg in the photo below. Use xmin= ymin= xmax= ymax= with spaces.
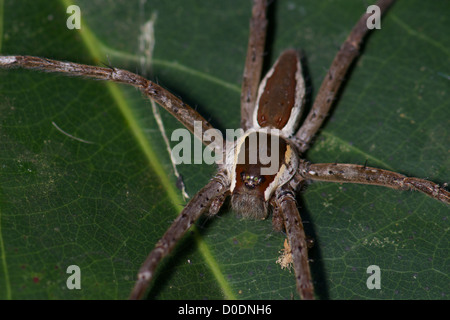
xmin=240 ymin=0 xmax=268 ymax=131
xmin=300 ymin=162 xmax=450 ymax=204
xmin=0 ymin=55 xmax=215 ymax=145
xmin=275 ymin=184 xmax=314 ymax=300
xmin=293 ymin=0 xmax=396 ymax=153
xmin=129 ymin=171 xmax=230 ymax=300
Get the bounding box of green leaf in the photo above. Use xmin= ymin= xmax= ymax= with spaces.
xmin=0 ymin=0 xmax=448 ymax=300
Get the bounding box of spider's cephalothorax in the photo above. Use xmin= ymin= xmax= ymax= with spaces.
xmin=224 ymin=50 xmax=305 ymax=220
xmin=229 ymin=130 xmax=299 ymax=219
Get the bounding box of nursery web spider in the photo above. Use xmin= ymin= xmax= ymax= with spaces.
xmin=0 ymin=1 xmax=448 ymax=299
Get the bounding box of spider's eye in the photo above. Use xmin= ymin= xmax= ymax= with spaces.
xmin=240 ymin=172 xmax=264 ymax=187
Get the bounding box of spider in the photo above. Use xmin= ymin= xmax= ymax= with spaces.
xmin=0 ymin=0 xmax=448 ymax=300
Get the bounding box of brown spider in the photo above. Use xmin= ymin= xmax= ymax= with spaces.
xmin=0 ymin=0 xmax=448 ymax=300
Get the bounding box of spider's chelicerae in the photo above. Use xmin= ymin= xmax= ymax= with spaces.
xmin=0 ymin=0 xmax=448 ymax=299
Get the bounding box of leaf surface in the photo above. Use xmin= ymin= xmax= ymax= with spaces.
xmin=0 ymin=0 xmax=448 ymax=299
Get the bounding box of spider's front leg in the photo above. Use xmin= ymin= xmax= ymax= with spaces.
xmin=129 ymin=171 xmax=230 ymax=300
xmin=273 ymin=183 xmax=314 ymax=300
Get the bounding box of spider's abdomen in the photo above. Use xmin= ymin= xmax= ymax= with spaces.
xmin=253 ymin=49 xmax=305 ymax=137
xmin=229 ymin=130 xmax=298 ymax=219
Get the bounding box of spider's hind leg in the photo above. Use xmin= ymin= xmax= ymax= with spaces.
xmin=240 ymin=0 xmax=268 ymax=131
xmin=293 ymin=0 xmax=396 ymax=153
